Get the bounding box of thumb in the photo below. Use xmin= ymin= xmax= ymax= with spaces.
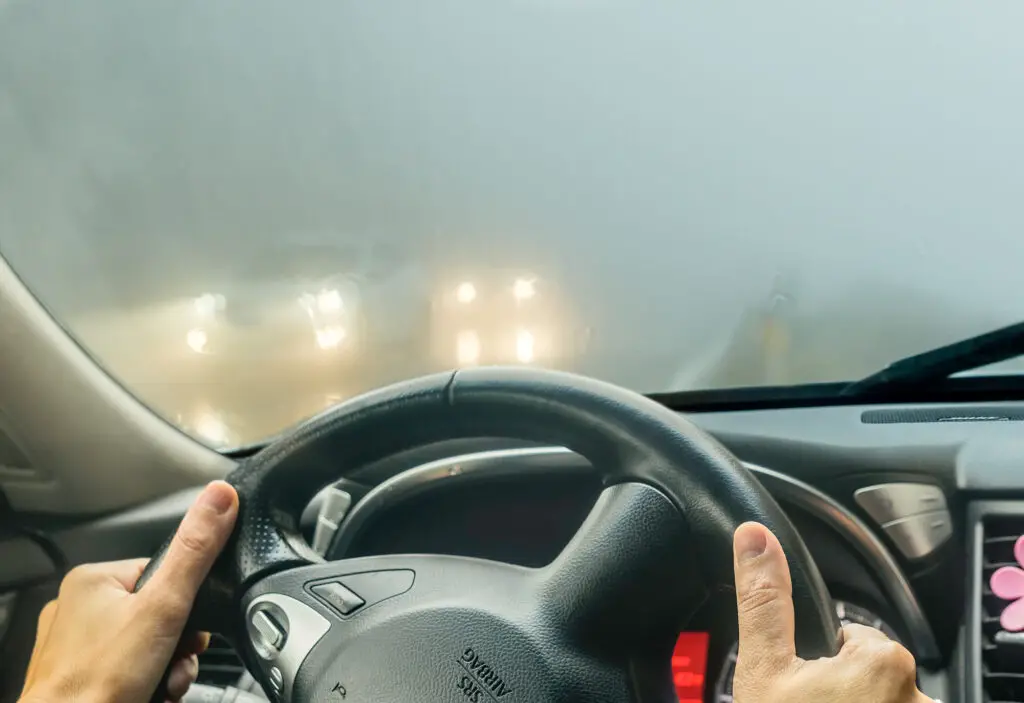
xmin=734 ymin=522 xmax=797 ymax=669
xmin=141 ymin=481 xmax=238 ymax=626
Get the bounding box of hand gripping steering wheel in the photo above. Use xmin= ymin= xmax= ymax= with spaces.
xmin=138 ymin=368 xmax=840 ymax=702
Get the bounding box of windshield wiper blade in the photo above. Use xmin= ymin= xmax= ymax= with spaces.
xmin=842 ymin=321 xmax=1024 ymax=396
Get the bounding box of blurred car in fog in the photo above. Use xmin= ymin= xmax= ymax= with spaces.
xmin=73 ymin=240 xmax=434 ymax=446
xmin=184 ymin=239 xmax=436 ymax=369
xmin=180 ymin=242 xmax=371 ymax=374
xmin=72 ymin=246 xmax=597 ymax=446
xmin=429 ymin=269 xmax=589 ymax=369
xmin=185 ymin=275 xmax=363 ymax=367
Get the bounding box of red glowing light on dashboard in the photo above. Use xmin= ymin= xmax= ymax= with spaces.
xmin=672 ymin=632 xmax=709 ymax=703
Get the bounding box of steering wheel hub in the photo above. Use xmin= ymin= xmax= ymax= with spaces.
xmin=243 ymin=481 xmax=695 ymax=702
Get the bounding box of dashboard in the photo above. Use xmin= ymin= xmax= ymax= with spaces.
xmin=260 ymin=399 xmax=1024 ymax=703
xmin=18 ymin=399 xmax=1024 ymax=703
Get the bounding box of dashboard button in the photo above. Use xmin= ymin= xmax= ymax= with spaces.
xmin=312 ymin=581 xmax=365 ymax=615
xmin=882 ymin=510 xmax=952 ymax=560
xmin=854 ymin=483 xmax=946 ymax=524
xmin=339 ymin=569 xmax=415 ymax=606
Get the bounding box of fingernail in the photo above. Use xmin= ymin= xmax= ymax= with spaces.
xmin=198 ymin=481 xmax=234 ymax=515
xmin=736 ymin=523 xmax=768 ymax=563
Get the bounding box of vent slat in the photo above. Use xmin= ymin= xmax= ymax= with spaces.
xmin=983 ymin=517 xmax=1024 ymax=701
xmin=197 ymin=634 xmax=244 ymax=687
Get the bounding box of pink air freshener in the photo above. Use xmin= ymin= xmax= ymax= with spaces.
xmin=990 ymin=535 xmax=1024 ymax=632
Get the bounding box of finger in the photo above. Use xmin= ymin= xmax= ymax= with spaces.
xmin=836 ymin=626 xmax=919 ymax=697
xmin=734 ymin=522 xmax=797 ymax=668
xmin=175 ymin=631 xmax=211 ymax=658
xmin=22 ymin=600 xmax=58 ymax=692
xmin=143 ymin=481 xmax=238 ymax=622
xmin=32 ymin=600 xmax=57 ymax=655
xmin=60 ymin=559 xmax=150 ymax=595
xmin=841 ymin=623 xmax=892 ymax=645
xmin=102 ymin=559 xmax=150 ymax=591
xmin=165 ymin=653 xmax=200 ymax=700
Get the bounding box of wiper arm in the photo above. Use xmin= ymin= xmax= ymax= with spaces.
xmin=842 ymin=321 xmax=1024 ymax=396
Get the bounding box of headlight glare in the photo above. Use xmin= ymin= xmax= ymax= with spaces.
xmin=512 ymin=278 xmax=536 ymax=301
xmin=317 ymin=289 xmax=343 ymax=313
xmin=456 ymin=330 xmax=481 ymax=365
xmin=456 ymin=282 xmax=477 ymax=304
xmin=515 ymin=328 xmax=535 ymax=363
xmin=186 ymin=328 xmax=208 ymax=354
xmin=195 ymin=293 xmax=225 ymax=318
xmin=315 ymin=326 xmax=346 ymax=350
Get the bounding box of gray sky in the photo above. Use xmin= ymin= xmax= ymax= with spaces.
xmin=2 ymin=0 xmax=1024 ymax=372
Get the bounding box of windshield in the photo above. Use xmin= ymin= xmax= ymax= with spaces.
xmin=3 ymin=2 xmax=1024 ymax=447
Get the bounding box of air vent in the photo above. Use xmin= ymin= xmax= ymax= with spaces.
xmin=981 ymin=516 xmax=1024 ymax=702
xmin=197 ymin=634 xmax=245 ymax=687
xmin=862 ymin=407 xmax=1024 ymax=424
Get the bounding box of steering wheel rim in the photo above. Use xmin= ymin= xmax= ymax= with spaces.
xmin=138 ymin=367 xmax=840 ymax=702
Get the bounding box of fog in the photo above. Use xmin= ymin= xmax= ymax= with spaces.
xmin=2 ymin=1 xmax=1024 ymax=442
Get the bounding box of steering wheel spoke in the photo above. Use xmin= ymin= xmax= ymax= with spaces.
xmin=536 ymin=482 xmax=705 ymax=656
xmin=237 ymin=554 xmax=536 ymax=702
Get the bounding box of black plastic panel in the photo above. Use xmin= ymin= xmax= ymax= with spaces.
xmin=341 ymin=472 xmax=602 ymax=567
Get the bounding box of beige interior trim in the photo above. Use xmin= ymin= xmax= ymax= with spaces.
xmin=0 ymin=254 xmax=232 ymax=514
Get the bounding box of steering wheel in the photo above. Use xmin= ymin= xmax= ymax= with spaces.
xmin=138 ymin=368 xmax=840 ymax=702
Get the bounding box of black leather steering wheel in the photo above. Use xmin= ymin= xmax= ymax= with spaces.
xmin=139 ymin=368 xmax=840 ymax=702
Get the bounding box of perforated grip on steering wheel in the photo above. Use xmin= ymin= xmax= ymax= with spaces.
xmin=140 ymin=368 xmax=841 ymax=659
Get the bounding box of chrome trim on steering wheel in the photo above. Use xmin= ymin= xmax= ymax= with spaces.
xmin=329 ymin=446 xmax=585 ymax=555
xmin=327 ymin=445 xmax=940 ymax=664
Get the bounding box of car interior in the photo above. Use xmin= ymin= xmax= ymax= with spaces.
xmin=3 ymin=246 xmax=1022 ymax=703
xmin=5 ymin=4 xmax=1024 ymax=702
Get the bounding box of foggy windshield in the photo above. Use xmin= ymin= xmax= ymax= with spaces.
xmin=3 ymin=1 xmax=1024 ymax=447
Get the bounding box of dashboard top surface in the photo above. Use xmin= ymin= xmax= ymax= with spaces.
xmin=689 ymin=400 xmax=1024 ymax=491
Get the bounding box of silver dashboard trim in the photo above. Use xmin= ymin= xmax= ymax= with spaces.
xmin=329 ymin=445 xmax=940 ymax=664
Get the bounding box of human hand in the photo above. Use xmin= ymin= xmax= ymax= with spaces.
xmin=19 ymin=481 xmax=239 ymax=703
xmin=731 ymin=522 xmax=934 ymax=703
